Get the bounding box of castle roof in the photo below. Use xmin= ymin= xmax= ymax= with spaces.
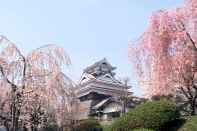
xmin=83 ymin=58 xmax=116 ymax=76
xmin=77 ymin=58 xmax=131 ymax=99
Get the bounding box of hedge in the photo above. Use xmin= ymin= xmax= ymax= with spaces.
xmin=132 ymin=128 xmax=155 ymax=131
xmin=111 ymin=100 xmax=180 ymax=131
xmin=177 ymin=117 xmax=197 ymax=131
xmin=74 ymin=118 xmax=102 ymax=131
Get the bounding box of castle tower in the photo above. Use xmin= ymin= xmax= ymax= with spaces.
xmin=76 ymin=58 xmax=131 ymax=121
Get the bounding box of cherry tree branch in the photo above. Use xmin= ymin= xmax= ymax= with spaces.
xmin=179 ymin=21 xmax=197 ymax=51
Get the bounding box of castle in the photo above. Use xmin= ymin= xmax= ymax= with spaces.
xmin=76 ymin=58 xmax=132 ymax=122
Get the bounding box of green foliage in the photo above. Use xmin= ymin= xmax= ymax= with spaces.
xmin=111 ymin=100 xmax=180 ymax=131
xmin=132 ymin=128 xmax=155 ymax=131
xmin=42 ymin=113 xmax=59 ymax=131
xmin=103 ymin=125 xmax=112 ymax=131
xmin=160 ymin=119 xmax=186 ymax=131
xmin=74 ymin=118 xmax=102 ymax=131
xmin=43 ymin=124 xmax=59 ymax=131
xmin=177 ymin=117 xmax=197 ymax=131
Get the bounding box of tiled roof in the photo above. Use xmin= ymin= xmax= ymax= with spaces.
xmin=83 ymin=58 xmax=116 ymax=73
xmin=93 ymin=98 xmax=110 ymax=109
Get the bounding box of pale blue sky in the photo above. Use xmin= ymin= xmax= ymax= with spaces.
xmin=0 ymin=0 xmax=184 ymax=96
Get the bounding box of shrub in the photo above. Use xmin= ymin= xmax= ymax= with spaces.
xmin=43 ymin=124 xmax=59 ymax=131
xmin=111 ymin=100 xmax=180 ymax=131
xmin=177 ymin=117 xmax=197 ymax=131
xmin=74 ymin=118 xmax=102 ymax=131
xmin=133 ymin=128 xmax=154 ymax=131
xmin=103 ymin=125 xmax=112 ymax=131
xmin=160 ymin=118 xmax=186 ymax=131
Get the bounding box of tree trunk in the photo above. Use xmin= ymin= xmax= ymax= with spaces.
xmin=11 ymin=91 xmax=16 ymax=131
xmin=11 ymin=86 xmax=19 ymax=131
xmin=191 ymin=100 xmax=196 ymax=116
xmin=4 ymin=120 xmax=10 ymax=131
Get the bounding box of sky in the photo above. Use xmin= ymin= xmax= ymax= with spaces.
xmin=0 ymin=0 xmax=184 ymax=96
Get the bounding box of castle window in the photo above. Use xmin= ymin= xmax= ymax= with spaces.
xmin=82 ymin=77 xmax=86 ymax=81
xmin=102 ymin=62 xmax=107 ymax=65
